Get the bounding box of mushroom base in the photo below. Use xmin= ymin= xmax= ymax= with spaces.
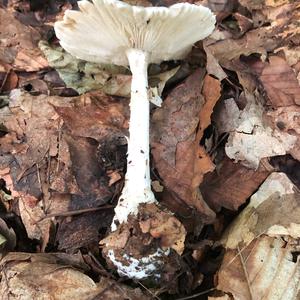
xmin=101 ymin=203 xmax=186 ymax=286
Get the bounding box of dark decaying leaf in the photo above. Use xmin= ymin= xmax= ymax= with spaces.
xmin=0 ymin=90 xmax=129 ymax=251
xmin=201 ymin=158 xmax=271 ymax=211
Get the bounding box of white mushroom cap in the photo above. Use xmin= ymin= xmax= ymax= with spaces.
xmin=54 ymin=0 xmax=215 ymax=66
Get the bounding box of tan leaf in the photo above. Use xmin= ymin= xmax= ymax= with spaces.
xmin=0 ymin=90 xmax=126 ymax=249
xmin=107 ymin=170 xmax=122 ymax=186
xmin=216 ymin=174 xmax=300 ymax=300
xmin=223 ymin=92 xmax=297 ymax=168
xmin=0 ymin=252 xmax=150 ymax=300
xmin=216 ymin=236 xmax=300 ymax=300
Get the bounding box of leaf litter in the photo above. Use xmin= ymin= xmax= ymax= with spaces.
xmin=0 ymin=0 xmax=299 ymax=299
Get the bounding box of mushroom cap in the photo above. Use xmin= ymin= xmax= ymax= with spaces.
xmin=54 ymin=0 xmax=215 ymax=66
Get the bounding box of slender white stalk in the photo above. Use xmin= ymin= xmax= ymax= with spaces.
xmin=112 ymin=49 xmax=156 ymax=230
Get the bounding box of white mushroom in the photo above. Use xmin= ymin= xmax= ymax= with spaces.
xmin=55 ymin=0 xmax=215 ymax=281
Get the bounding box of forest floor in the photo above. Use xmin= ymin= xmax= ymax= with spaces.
xmin=0 ymin=0 xmax=299 ymax=299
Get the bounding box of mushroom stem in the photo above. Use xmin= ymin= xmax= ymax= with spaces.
xmin=113 ymin=48 xmax=156 ymax=229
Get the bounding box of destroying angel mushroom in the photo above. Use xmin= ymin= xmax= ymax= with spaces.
xmin=55 ymin=0 xmax=215 ymax=281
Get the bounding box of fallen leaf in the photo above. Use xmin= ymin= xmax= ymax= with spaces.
xmin=193 ymin=75 xmax=221 ymax=187
xmin=56 ymin=211 xmax=113 ymax=251
xmin=222 ymin=91 xmax=297 ymax=168
xmin=203 ymin=44 xmax=227 ymax=81
xmin=0 ymin=252 xmax=150 ymax=300
xmin=216 ymin=236 xmax=300 ymax=300
xmin=266 ymin=106 xmax=300 ymax=162
xmin=205 ymin=3 xmax=300 ymax=70
xmin=200 ymin=157 xmax=271 ymax=211
xmin=248 ymin=56 xmax=300 ymax=107
xmin=215 ymin=173 xmax=300 ymax=300
xmin=18 ymin=193 xmax=52 ymax=250
xmin=0 ymin=69 xmax=18 ymax=92
xmin=222 ymin=172 xmax=299 ymax=248
xmin=0 ymin=9 xmax=48 ymax=71
xmin=152 ymin=70 xmax=218 ymax=221
xmin=107 ymin=170 xmax=122 ymax=186
xmin=234 ymin=12 xmax=253 ymax=35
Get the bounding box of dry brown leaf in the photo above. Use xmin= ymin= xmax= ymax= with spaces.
xmin=0 ymin=69 xmax=18 ymax=92
xmin=206 ymin=3 xmax=300 ymax=70
xmin=248 ymin=56 xmax=300 ymax=107
xmin=234 ymin=13 xmax=253 ymax=35
xmin=107 ymin=170 xmax=122 ymax=186
xmin=201 ymin=158 xmax=271 ymax=211
xmin=18 ymin=193 xmax=52 ymax=249
xmin=239 ymin=0 xmax=290 ymax=10
xmin=266 ymin=106 xmax=300 ymax=161
xmin=222 ymin=173 xmax=299 ymax=248
xmin=193 ymin=75 xmax=221 ymax=187
xmin=54 ymin=92 xmax=129 ymax=141
xmin=0 ymin=9 xmax=48 ymax=71
xmin=0 ymin=252 xmax=150 ymax=300
xmin=198 ymin=75 xmax=221 ymax=142
xmin=152 ymin=70 xmax=219 ymax=221
xmin=204 ymin=44 xmax=227 ymax=81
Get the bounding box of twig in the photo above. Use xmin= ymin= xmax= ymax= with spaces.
xmin=88 ymin=252 xmax=133 ymax=300
xmin=36 ymin=205 xmax=113 ymax=222
xmin=88 ymin=251 xmax=117 ymax=280
xmin=175 ymin=288 xmax=216 ymax=300
xmin=137 ymin=281 xmax=161 ymax=300
xmin=209 ymin=132 xmax=229 ymax=155
xmin=0 ymin=68 xmax=12 ymax=93
xmin=36 ymin=163 xmax=42 ymax=192
xmin=17 ymin=147 xmax=49 ymax=182
xmin=237 ymin=244 xmax=254 ymax=300
xmin=56 ymin=119 xmax=63 ymax=173
xmin=223 ymin=230 xmax=266 ymax=270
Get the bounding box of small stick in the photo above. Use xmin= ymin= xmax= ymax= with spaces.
xmin=237 ymin=244 xmax=254 ymax=300
xmin=36 ymin=205 xmax=113 ymax=222
xmin=175 ymin=288 xmax=216 ymax=300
